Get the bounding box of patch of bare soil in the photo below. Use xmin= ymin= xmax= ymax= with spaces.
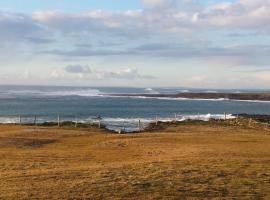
xmin=0 ymin=137 xmax=57 ymax=148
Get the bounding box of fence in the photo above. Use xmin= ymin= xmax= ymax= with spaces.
xmin=0 ymin=113 xmax=269 ymax=133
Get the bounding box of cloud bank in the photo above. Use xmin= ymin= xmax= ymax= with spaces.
xmin=0 ymin=0 xmax=270 ymax=87
xmin=63 ymin=65 xmax=155 ymax=80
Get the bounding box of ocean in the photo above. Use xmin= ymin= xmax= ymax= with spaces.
xmin=0 ymin=85 xmax=270 ymax=131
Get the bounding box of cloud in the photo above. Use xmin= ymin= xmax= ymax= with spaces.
xmin=190 ymin=75 xmax=208 ymax=82
xmin=1 ymin=0 xmax=270 ymax=49
xmin=142 ymin=0 xmax=165 ymax=6
xmin=65 ymin=65 xmax=92 ymax=74
xmin=195 ymin=0 xmax=270 ymax=28
xmin=64 ymin=65 xmax=155 ymax=80
xmin=105 ymin=68 xmax=155 ymax=80
xmin=28 ymin=0 xmax=270 ymax=63
xmin=42 ymin=43 xmax=270 ymax=69
xmin=254 ymin=71 xmax=270 ymax=82
xmin=0 ymin=11 xmax=52 ymax=45
xmin=50 ymin=69 xmax=61 ymax=78
xmin=43 ymin=49 xmax=130 ymax=57
xmin=21 ymin=68 xmax=30 ymax=79
xmin=1 ymin=0 xmax=270 ymax=88
xmin=27 ymin=37 xmax=54 ymax=44
xmin=1 ymin=0 xmax=270 ymax=47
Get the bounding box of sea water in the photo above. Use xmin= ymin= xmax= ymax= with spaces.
xmin=0 ymin=85 xmax=270 ymax=131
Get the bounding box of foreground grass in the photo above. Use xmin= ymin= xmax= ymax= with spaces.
xmin=0 ymin=123 xmax=269 ymax=199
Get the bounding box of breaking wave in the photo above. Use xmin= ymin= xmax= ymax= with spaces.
xmin=0 ymin=89 xmax=103 ymax=97
xmin=144 ymin=88 xmax=160 ymax=94
xmin=0 ymin=114 xmax=235 ymax=132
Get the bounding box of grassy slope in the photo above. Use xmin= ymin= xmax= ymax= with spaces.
xmin=0 ymin=123 xmax=270 ymax=199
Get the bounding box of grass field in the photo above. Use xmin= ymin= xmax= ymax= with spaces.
xmin=0 ymin=122 xmax=270 ymax=199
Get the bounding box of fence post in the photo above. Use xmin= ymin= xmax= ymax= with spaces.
xmin=224 ymin=112 xmax=227 ymax=120
xmin=98 ymin=120 xmax=101 ymax=128
xmin=19 ymin=115 xmax=21 ymax=125
xmin=34 ymin=115 xmax=37 ymax=126
xmin=138 ymin=120 xmax=141 ymax=132
xmin=248 ymin=118 xmax=252 ymax=127
xmin=175 ymin=113 xmax=177 ymax=121
xmin=156 ymin=116 xmax=158 ymax=126
xmin=75 ymin=116 xmax=78 ymax=128
xmin=58 ymin=115 xmax=60 ymax=127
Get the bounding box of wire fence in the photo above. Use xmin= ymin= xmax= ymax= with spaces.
xmin=0 ymin=113 xmax=269 ymax=133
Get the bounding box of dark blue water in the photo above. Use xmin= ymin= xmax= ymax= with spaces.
xmin=0 ymin=85 xmax=269 ymax=131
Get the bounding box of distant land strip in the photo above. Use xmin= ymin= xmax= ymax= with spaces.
xmin=109 ymin=93 xmax=270 ymax=101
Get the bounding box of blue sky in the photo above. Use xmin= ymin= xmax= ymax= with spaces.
xmin=0 ymin=0 xmax=234 ymax=12
xmin=0 ymin=0 xmax=142 ymax=12
xmin=0 ymin=0 xmax=269 ymax=88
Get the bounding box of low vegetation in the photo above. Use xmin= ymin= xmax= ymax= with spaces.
xmin=0 ymin=122 xmax=269 ymax=199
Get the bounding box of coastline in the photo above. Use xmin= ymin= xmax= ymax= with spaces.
xmin=1 ymin=113 xmax=269 ymax=134
xmin=109 ymin=92 xmax=270 ymax=101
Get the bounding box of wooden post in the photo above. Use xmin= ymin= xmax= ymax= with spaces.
xmin=34 ymin=115 xmax=37 ymax=125
xmin=98 ymin=120 xmax=101 ymax=128
xmin=19 ymin=115 xmax=21 ymax=125
xmin=156 ymin=116 xmax=158 ymax=126
xmin=175 ymin=113 xmax=177 ymax=121
xmin=123 ymin=121 xmax=126 ymax=133
xmin=249 ymin=118 xmax=252 ymax=127
xmin=138 ymin=120 xmax=141 ymax=132
xmin=224 ymin=112 xmax=227 ymax=120
xmin=75 ymin=116 xmax=78 ymax=128
xmin=58 ymin=115 xmax=60 ymax=127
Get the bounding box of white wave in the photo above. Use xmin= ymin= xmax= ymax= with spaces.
xmin=204 ymin=90 xmax=218 ymax=93
xmin=93 ymin=114 xmax=235 ymax=125
xmin=2 ymin=89 xmax=104 ymax=97
xmin=117 ymin=95 xmax=270 ymax=103
xmin=233 ymin=91 xmax=242 ymax=93
xmin=176 ymin=114 xmax=235 ymax=121
xmin=89 ymin=117 xmax=153 ymax=124
xmin=0 ymin=114 xmax=235 ymax=132
xmin=144 ymin=88 xmax=159 ymax=94
xmin=98 ymin=114 xmax=236 ymax=131
xmin=232 ymin=99 xmax=270 ymax=103
xmin=178 ymin=90 xmax=190 ymax=93
xmin=3 ymin=88 xmax=270 ymax=103
xmin=0 ymin=117 xmax=19 ymax=124
xmin=124 ymin=95 xmax=230 ymax=102
xmin=42 ymin=89 xmax=102 ymax=97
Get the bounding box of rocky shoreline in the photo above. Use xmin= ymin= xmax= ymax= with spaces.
xmin=235 ymin=114 xmax=270 ymax=123
xmin=110 ymin=92 xmax=270 ymax=101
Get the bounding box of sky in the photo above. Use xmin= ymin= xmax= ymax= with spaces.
xmin=0 ymin=0 xmax=270 ymax=88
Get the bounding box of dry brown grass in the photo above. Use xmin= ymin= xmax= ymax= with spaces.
xmin=0 ymin=123 xmax=270 ymax=199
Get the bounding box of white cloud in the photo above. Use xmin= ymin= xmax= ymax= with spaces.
xmin=190 ymin=75 xmax=208 ymax=82
xmin=142 ymin=0 xmax=168 ymax=7
xmin=1 ymin=0 xmax=270 ymax=87
xmin=50 ymin=69 xmax=61 ymax=78
xmin=63 ymin=65 xmax=155 ymax=80
xmin=1 ymin=0 xmax=270 ymax=47
xmin=197 ymin=0 xmax=270 ymax=28
xmin=21 ymin=68 xmax=30 ymax=79
xmin=65 ymin=65 xmax=92 ymax=74
xmin=105 ymin=68 xmax=155 ymax=79
xmin=0 ymin=11 xmax=52 ymax=46
xmin=254 ymin=71 xmax=270 ymax=82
